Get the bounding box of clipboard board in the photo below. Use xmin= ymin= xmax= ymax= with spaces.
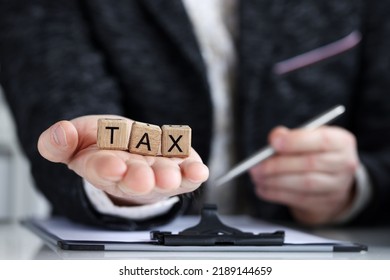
xmin=23 ymin=205 xmax=367 ymax=253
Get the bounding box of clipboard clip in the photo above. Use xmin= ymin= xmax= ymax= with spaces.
xmin=150 ymin=204 xmax=285 ymax=246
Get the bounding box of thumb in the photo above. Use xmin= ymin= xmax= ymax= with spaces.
xmin=37 ymin=120 xmax=79 ymax=164
xmin=269 ymin=126 xmax=290 ymax=151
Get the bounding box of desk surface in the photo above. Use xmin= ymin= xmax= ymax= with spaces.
xmin=1 ymin=221 xmax=390 ymax=260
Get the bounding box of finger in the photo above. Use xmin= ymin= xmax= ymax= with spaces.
xmin=251 ymin=152 xmax=352 ymax=176
xmin=117 ymin=158 xmax=155 ymax=195
xmin=166 ymin=148 xmax=209 ymax=190
xmin=269 ymin=126 xmax=356 ymax=153
xmin=179 ymin=159 xmax=209 ymax=190
xmin=37 ymin=120 xmax=79 ymax=164
xmin=150 ymin=157 xmax=182 ymax=192
xmin=37 ymin=115 xmax=129 ymax=164
xmin=290 ymin=185 xmax=354 ymax=226
xmin=71 ymin=115 xmax=132 ymax=149
xmin=114 ymin=156 xmax=208 ymax=203
xmin=290 ymin=208 xmax=333 ymax=226
xmin=254 ymin=172 xmax=341 ymax=194
xmin=68 ymin=149 xmax=128 ymax=190
xmin=150 ymin=150 xmax=209 ymax=192
xmin=255 ymin=186 xmax=342 ymax=211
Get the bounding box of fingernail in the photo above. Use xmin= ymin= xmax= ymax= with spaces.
xmin=52 ymin=124 xmax=67 ymax=147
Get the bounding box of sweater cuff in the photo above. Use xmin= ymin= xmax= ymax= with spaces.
xmin=83 ymin=179 xmax=179 ymax=221
xmin=333 ymin=163 xmax=373 ymax=224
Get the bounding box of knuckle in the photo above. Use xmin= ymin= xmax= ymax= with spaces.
xmin=261 ymin=159 xmax=275 ymax=174
xmin=336 ymin=127 xmax=357 ymax=149
xmin=303 ymin=174 xmax=315 ymax=190
xmin=320 ymin=129 xmax=332 ymax=151
xmin=345 ymin=156 xmax=359 ymax=173
xmin=305 ymin=154 xmax=317 ymax=171
xmin=345 ymin=131 xmax=357 ymax=146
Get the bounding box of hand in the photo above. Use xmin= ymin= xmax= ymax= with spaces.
xmin=249 ymin=126 xmax=359 ymax=226
xmin=38 ymin=115 xmax=209 ymax=206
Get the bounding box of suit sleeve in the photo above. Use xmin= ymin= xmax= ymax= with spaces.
xmin=0 ymin=0 xmax=186 ymax=229
xmin=350 ymin=1 xmax=390 ymax=225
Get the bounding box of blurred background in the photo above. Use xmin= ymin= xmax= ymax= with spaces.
xmin=0 ymin=86 xmax=50 ymax=223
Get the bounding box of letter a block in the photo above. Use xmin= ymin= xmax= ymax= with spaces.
xmin=129 ymin=122 xmax=162 ymax=156
xmin=161 ymin=125 xmax=191 ymax=158
xmin=97 ymin=118 xmax=130 ymax=150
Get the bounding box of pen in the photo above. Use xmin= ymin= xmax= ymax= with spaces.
xmin=215 ymin=105 xmax=346 ymax=187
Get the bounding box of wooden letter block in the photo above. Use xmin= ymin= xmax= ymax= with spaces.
xmin=129 ymin=122 xmax=162 ymax=156
xmin=161 ymin=125 xmax=191 ymax=158
xmin=97 ymin=118 xmax=130 ymax=150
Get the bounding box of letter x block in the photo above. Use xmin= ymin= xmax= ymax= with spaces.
xmin=97 ymin=118 xmax=130 ymax=150
xmin=161 ymin=125 xmax=191 ymax=157
xmin=129 ymin=122 xmax=162 ymax=156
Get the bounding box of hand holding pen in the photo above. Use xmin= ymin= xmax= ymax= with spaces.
xmin=250 ymin=106 xmax=360 ymax=226
xmin=217 ymin=105 xmax=361 ymax=226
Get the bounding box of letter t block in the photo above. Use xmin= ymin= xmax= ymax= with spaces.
xmin=161 ymin=125 xmax=191 ymax=158
xmin=97 ymin=118 xmax=130 ymax=150
xmin=129 ymin=122 xmax=162 ymax=156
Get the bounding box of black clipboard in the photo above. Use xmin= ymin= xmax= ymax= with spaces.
xmin=23 ymin=205 xmax=367 ymax=253
xmin=150 ymin=204 xmax=285 ymax=246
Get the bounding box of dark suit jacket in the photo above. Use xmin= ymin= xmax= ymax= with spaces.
xmin=1 ymin=0 xmax=390 ymax=228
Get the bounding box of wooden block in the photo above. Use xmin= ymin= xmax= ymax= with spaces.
xmin=97 ymin=118 xmax=130 ymax=150
xmin=129 ymin=122 xmax=162 ymax=156
xmin=161 ymin=125 xmax=191 ymax=158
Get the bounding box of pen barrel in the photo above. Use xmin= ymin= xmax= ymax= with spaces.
xmin=215 ymin=105 xmax=346 ymax=186
xmin=215 ymin=146 xmax=274 ymax=186
xmin=300 ymin=105 xmax=345 ymax=129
